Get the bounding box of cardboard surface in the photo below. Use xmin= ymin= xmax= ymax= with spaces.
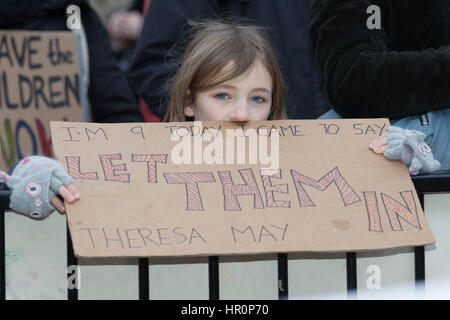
xmin=50 ymin=119 xmax=435 ymax=258
xmin=0 ymin=30 xmax=83 ymax=170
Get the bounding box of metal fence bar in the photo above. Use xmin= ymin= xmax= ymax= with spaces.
xmin=138 ymin=258 xmax=149 ymax=300
xmin=66 ymin=224 xmax=78 ymax=300
xmin=415 ymin=192 xmax=425 ymax=293
xmin=277 ymin=253 xmax=288 ymax=299
xmin=414 ymin=246 xmax=425 ymax=287
xmin=411 ymin=171 xmax=450 ymax=194
xmin=0 ymin=208 xmax=5 ymax=300
xmin=346 ymin=252 xmax=357 ymax=299
xmin=208 ymin=256 xmax=219 ymax=300
xmin=0 ymin=191 xmax=11 ymax=300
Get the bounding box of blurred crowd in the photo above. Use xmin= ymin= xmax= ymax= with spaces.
xmin=1 ymin=0 xmax=331 ymax=123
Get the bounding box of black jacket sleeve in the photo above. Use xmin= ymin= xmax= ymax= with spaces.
xmin=309 ymin=0 xmax=450 ymax=119
xmin=82 ymin=6 xmax=143 ymax=123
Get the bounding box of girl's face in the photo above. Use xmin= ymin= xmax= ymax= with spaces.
xmin=184 ymin=60 xmax=273 ymax=122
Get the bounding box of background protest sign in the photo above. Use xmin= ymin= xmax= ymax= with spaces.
xmin=50 ymin=119 xmax=435 ymax=258
xmin=0 ymin=30 xmax=83 ymax=170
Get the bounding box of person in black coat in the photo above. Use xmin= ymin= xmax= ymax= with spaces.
xmin=0 ymin=0 xmax=143 ymax=123
xmin=309 ymin=0 xmax=450 ymax=173
xmin=128 ymin=0 xmax=329 ymax=120
xmin=309 ymin=0 xmax=450 ymax=119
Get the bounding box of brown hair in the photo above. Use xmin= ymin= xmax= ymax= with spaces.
xmin=164 ymin=20 xmax=286 ymax=122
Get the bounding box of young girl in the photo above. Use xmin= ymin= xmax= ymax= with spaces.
xmin=159 ymin=19 xmax=287 ymax=299
xmin=163 ymin=20 xmax=286 ymax=123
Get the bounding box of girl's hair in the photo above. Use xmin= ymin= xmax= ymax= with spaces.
xmin=164 ymin=19 xmax=286 ymax=122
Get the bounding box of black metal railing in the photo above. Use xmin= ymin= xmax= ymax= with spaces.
xmin=1 ymin=171 xmax=449 ymax=300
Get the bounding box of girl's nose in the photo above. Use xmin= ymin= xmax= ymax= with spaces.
xmin=229 ymin=101 xmax=250 ymax=122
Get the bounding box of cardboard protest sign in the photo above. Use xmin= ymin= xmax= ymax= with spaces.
xmin=50 ymin=119 xmax=435 ymax=258
xmin=0 ymin=31 xmax=83 ymax=170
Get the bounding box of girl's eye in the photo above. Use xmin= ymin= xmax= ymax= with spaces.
xmin=25 ymin=182 xmax=42 ymax=198
xmin=215 ymin=93 xmax=230 ymax=100
xmin=251 ymin=96 xmax=266 ymax=103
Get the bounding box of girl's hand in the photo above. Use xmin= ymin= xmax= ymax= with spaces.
xmin=51 ymin=183 xmax=80 ymax=214
xmin=369 ymin=134 xmax=388 ymax=155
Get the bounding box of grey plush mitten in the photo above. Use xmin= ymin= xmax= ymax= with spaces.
xmin=0 ymin=156 xmax=73 ymax=220
xmin=384 ymin=126 xmax=441 ymax=175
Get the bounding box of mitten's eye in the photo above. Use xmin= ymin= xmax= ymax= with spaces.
xmin=419 ymin=143 xmax=431 ymax=156
xmin=25 ymin=182 xmax=42 ymax=198
xmin=30 ymin=211 xmax=42 ymax=219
